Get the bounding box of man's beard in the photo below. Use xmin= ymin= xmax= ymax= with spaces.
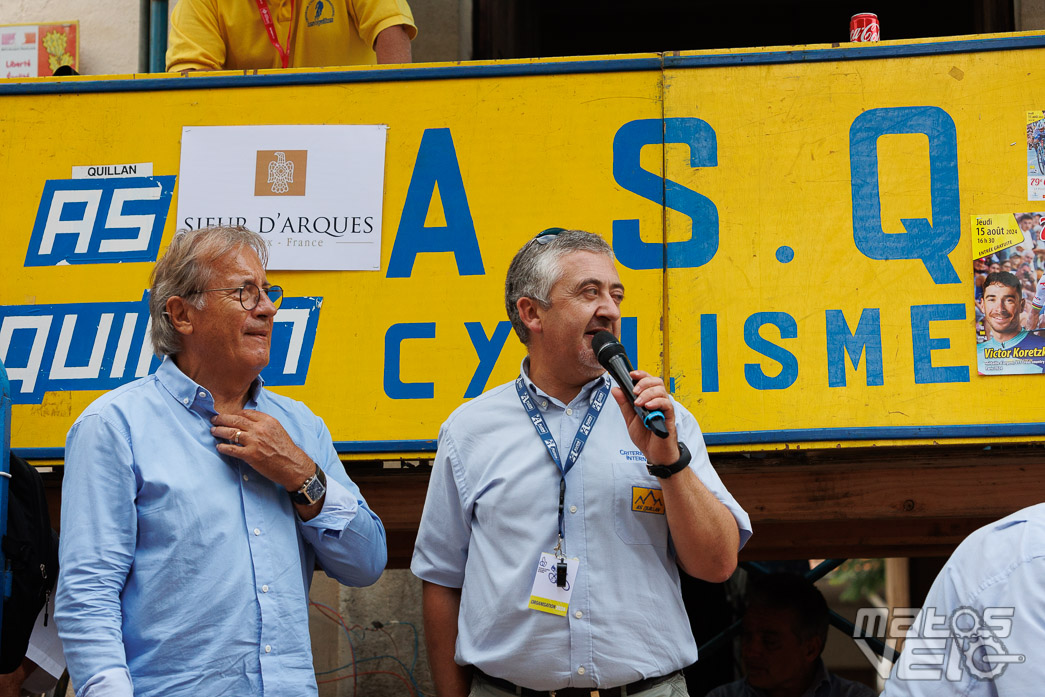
xmin=578 ymin=344 xmax=603 ymax=375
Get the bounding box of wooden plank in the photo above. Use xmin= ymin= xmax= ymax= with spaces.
xmin=39 ymin=444 xmax=1045 ymax=568
xmin=715 ymin=450 xmax=1044 ymax=522
xmin=351 ymin=446 xmax=1045 ymax=568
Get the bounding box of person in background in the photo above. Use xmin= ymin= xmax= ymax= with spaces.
xmin=706 ymin=573 xmax=876 ymax=697
xmin=166 ymin=0 xmax=416 ymax=72
xmin=0 ymin=603 xmax=66 ymax=697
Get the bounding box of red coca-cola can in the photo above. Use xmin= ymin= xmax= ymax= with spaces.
xmin=850 ymin=13 xmax=880 ymax=42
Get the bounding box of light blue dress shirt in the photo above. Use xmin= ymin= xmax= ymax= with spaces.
xmin=411 ymin=362 xmax=752 ymax=690
xmin=56 ymin=357 xmax=387 ymax=697
xmin=883 ymin=503 xmax=1045 ymax=697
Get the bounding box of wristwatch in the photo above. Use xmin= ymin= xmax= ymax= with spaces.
xmin=646 ymin=441 xmax=692 ymax=479
xmin=290 ymin=464 xmax=327 ymax=505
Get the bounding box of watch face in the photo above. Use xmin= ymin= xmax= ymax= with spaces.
xmin=303 ymin=474 xmax=325 ymax=503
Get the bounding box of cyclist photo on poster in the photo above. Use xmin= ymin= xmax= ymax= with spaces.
xmin=972 ymin=212 xmax=1045 ymax=375
xmin=1027 ymin=111 xmax=1045 ymax=199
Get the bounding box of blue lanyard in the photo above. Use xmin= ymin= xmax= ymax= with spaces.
xmin=515 ymin=376 xmax=610 ymax=558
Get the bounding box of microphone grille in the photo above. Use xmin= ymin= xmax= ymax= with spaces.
xmin=591 ymin=330 xmax=622 ymax=359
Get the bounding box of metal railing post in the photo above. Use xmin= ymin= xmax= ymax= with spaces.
xmin=139 ymin=0 xmax=151 ymax=72
xmin=149 ymin=0 xmax=169 ymax=73
xmin=0 ymin=359 xmax=12 ymax=648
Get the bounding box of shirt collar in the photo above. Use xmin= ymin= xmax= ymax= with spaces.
xmin=998 ymin=329 xmax=1029 ymax=348
xmin=519 ymin=357 xmax=610 ymax=411
xmin=156 ymin=355 xmax=263 ymax=416
xmin=808 ymin=659 xmax=831 ymax=697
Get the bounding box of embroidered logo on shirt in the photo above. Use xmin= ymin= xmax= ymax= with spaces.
xmin=632 ymin=487 xmax=665 ymax=515
xmin=255 ymin=150 xmax=307 ymax=196
xmin=305 ymin=0 xmax=335 ymax=27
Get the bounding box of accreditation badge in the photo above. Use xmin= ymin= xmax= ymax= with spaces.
xmin=527 ymin=552 xmax=579 ymax=616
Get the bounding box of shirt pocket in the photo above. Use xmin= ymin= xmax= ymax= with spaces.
xmin=612 ymin=461 xmax=669 ymax=547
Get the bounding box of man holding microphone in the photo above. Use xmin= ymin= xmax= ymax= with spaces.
xmin=412 ymin=228 xmax=751 ymax=697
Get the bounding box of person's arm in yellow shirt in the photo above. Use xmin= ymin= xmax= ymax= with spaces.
xmin=374 ymin=24 xmax=412 ymax=63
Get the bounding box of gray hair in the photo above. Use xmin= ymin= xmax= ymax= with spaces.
xmin=504 ymin=229 xmax=615 ymax=345
xmin=149 ymin=226 xmax=269 ymax=357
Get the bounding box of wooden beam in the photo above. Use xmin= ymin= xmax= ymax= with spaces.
xmin=352 ymin=445 xmax=1045 ymax=568
xmin=39 ymin=443 xmax=1045 ymax=569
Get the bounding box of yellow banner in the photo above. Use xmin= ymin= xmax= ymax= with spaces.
xmin=3 ymin=33 xmax=1045 ymax=454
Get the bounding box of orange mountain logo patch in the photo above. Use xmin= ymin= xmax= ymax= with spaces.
xmin=255 ymin=150 xmax=307 ymax=196
xmin=632 ymin=486 xmax=665 ymax=515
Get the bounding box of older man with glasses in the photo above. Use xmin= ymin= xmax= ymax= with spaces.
xmin=56 ymin=226 xmax=387 ymax=697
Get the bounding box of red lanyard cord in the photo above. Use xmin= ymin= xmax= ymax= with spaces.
xmin=254 ymin=0 xmax=292 ymax=68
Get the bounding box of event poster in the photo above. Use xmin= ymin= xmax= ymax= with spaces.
xmin=972 ymin=212 xmax=1045 ymax=375
xmin=1028 ymin=110 xmax=1045 ymax=200
xmin=0 ymin=22 xmax=77 ymax=78
xmin=177 ymin=125 xmax=388 ymax=271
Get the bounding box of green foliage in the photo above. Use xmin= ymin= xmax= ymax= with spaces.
xmin=827 ymin=558 xmax=884 ymax=603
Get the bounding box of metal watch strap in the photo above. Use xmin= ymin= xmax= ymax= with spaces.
xmin=646 ymin=441 xmax=692 ymax=479
xmin=290 ymin=464 xmax=327 ymax=505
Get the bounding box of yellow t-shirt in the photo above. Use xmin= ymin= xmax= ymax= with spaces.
xmin=166 ymin=0 xmax=416 ymax=72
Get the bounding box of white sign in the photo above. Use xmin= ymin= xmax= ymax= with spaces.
xmin=72 ymin=163 xmax=153 ymax=179
xmin=176 ymin=125 xmax=388 ymax=271
xmin=1 ymin=26 xmax=39 ymax=78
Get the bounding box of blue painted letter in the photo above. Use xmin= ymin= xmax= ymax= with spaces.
xmin=743 ymin=312 xmax=798 ymax=390
xmin=384 ymin=322 xmax=436 ymax=398
xmin=850 ymin=107 xmax=960 ymax=284
xmin=464 ymin=321 xmax=512 ymax=398
xmin=700 ymin=314 xmax=719 ymax=393
xmin=387 ymin=129 xmax=485 ymax=278
xmin=620 ymin=316 xmax=638 ymax=369
xmin=612 ymin=118 xmax=719 ymax=270
xmin=910 ymin=304 xmax=968 ymax=384
xmin=825 ymin=309 xmax=884 ymax=387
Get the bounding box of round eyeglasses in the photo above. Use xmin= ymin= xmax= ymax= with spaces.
xmin=189 ymin=282 xmax=283 ymax=311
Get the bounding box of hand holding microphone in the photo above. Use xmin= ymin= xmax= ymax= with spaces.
xmin=591 ymin=331 xmax=670 ymax=439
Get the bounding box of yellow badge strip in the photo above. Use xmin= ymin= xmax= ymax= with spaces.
xmin=632 ymin=486 xmax=665 ymax=515
xmin=528 ymin=596 xmax=568 ymax=616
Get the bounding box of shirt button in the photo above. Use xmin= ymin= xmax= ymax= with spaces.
xmin=577 ymin=667 xmax=585 ymax=675
xmin=253 ymin=528 xmax=261 ymax=536
xmin=243 ymin=474 xmax=249 ymax=482
xmin=199 ymin=391 xmax=207 ymax=398
xmin=574 ymin=610 xmax=583 ymax=619
xmin=566 ymin=408 xmax=573 ymax=415
xmin=569 ymin=505 xmax=578 ymax=514
xmin=541 ymin=401 xmax=548 ymax=408
xmin=182 ymin=398 xmax=189 ymax=405
xmin=265 ymin=645 xmax=272 ymax=653
xmin=262 ymin=585 xmax=269 ymax=593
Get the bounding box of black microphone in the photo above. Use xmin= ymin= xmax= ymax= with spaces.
xmin=591 ymin=331 xmax=670 ymax=439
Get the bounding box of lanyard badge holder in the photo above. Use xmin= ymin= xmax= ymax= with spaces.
xmin=516 ymin=378 xmax=609 ymax=612
xmin=553 ymin=479 xmax=568 ymax=588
